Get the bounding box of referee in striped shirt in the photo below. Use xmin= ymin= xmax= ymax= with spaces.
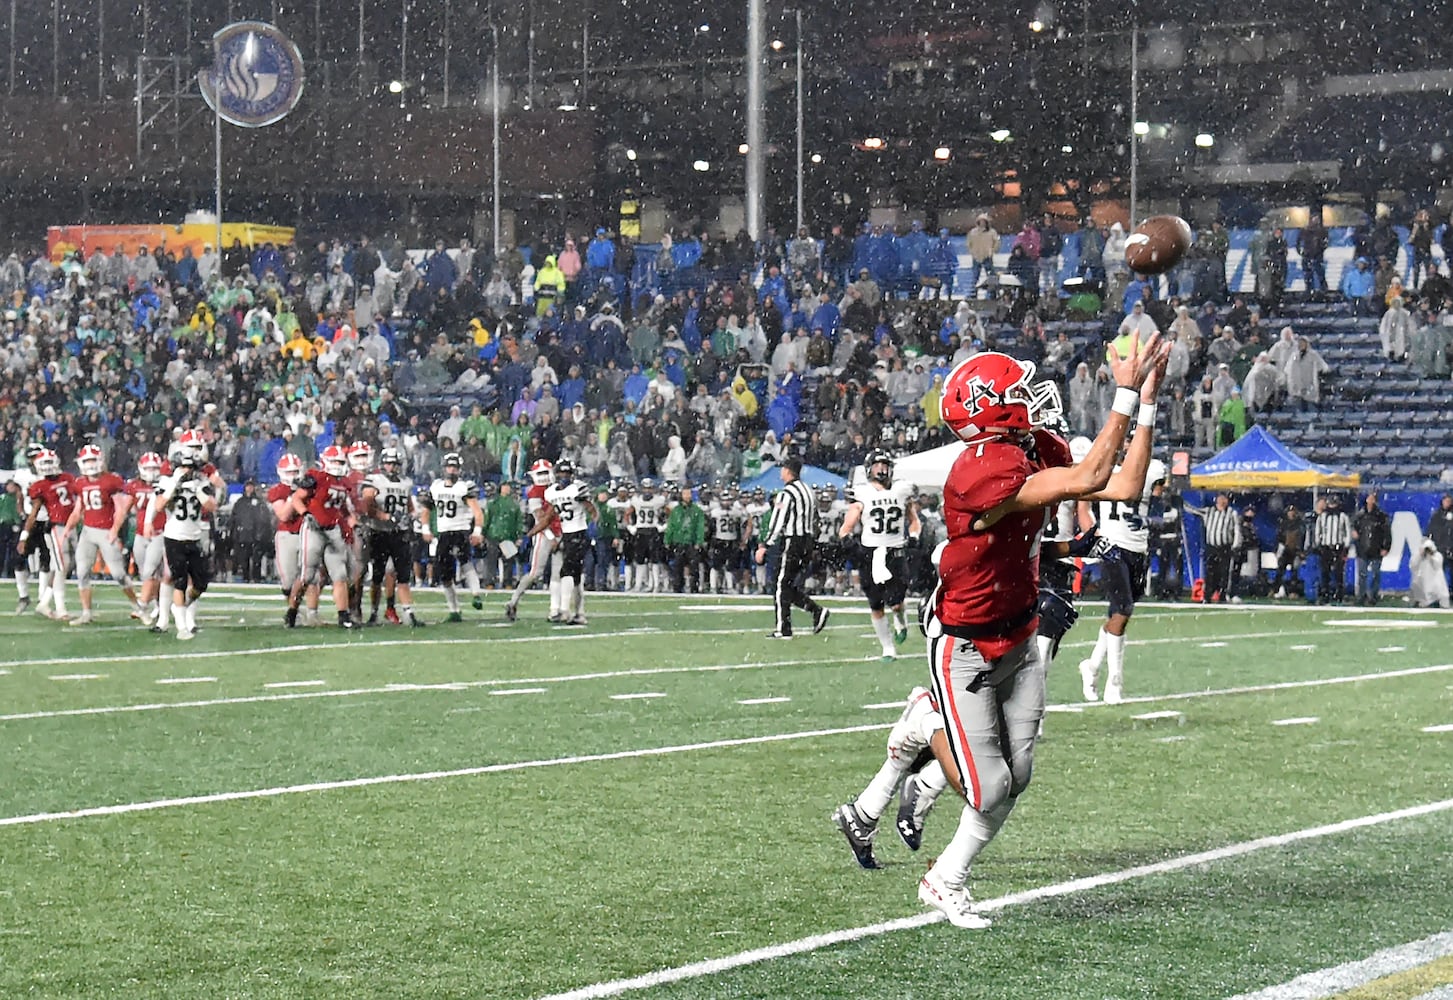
xmin=1199 ymin=493 xmax=1241 ymax=602
xmin=755 ymin=457 xmax=830 ymax=638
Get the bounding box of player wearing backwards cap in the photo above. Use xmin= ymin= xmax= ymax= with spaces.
xmin=421 ymin=452 xmax=484 ymax=622
xmin=17 ymin=448 xmax=76 ymax=620
xmin=62 ymin=445 xmax=143 ymax=624
xmin=505 ymin=459 xmax=564 ymax=622
xmin=828 ymin=337 xmax=1167 ymax=930
xmin=126 ymin=451 xmax=167 ymax=626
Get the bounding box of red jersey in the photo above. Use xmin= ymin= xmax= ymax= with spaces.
xmin=526 ymin=483 xmax=563 ymax=534
xmin=29 ymin=474 xmax=77 ymax=526
xmin=126 ymin=478 xmax=167 ymax=533
xmin=937 ymin=429 xmax=1072 ymax=658
xmin=73 ymin=472 xmax=128 ymax=530
xmin=297 ymin=469 xmax=352 ymax=529
xmin=268 ymin=482 xmax=305 ymax=534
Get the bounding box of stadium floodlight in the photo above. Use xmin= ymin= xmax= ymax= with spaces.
xmin=1195 ymin=132 xmax=1214 ymax=148
xmin=1134 ymin=120 xmax=1150 ymax=136
xmin=933 ymin=146 xmax=951 ymax=161
xmin=738 ymin=143 xmax=750 ymax=154
xmin=693 ymin=159 xmax=711 ymax=171
xmin=862 ymin=137 xmax=886 ymax=150
xmin=771 ymin=39 xmax=785 ymax=51
xmin=810 ymin=152 xmax=822 ymax=163
xmin=990 ymin=128 xmax=1011 ymax=142
xmin=625 ymin=148 xmax=638 ymax=161
xmin=1061 ymin=144 xmax=1074 ymax=153
xmin=388 ymin=80 xmax=405 ymax=94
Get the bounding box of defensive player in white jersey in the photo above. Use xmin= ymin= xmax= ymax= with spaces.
xmin=421 ymin=452 xmax=484 ymax=622
xmin=707 ymin=488 xmax=743 ymax=594
xmin=506 ymin=459 xmax=564 ymax=621
xmin=535 ymin=459 xmax=597 ymax=625
xmin=10 ymin=443 xmax=48 ymax=615
xmin=630 ymin=478 xmax=669 ymax=592
xmin=606 ymin=482 xmax=636 ymax=591
xmin=146 ymin=454 xmax=219 ymax=641
xmin=839 ymin=450 xmax=919 ymax=660
xmin=360 ymin=447 xmax=426 ymax=627
xmin=744 ymin=486 xmax=771 ymax=592
xmin=1077 ymin=454 xmax=1168 ymax=704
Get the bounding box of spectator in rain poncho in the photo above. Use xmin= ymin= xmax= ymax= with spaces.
xmin=606 ymin=436 xmax=635 ymax=481
xmin=660 ymin=434 xmax=687 ymax=482
xmin=1410 ymin=311 xmax=1452 ymax=377
xmin=1284 ymin=337 xmax=1331 ymax=411
xmin=1243 ymin=353 xmax=1284 ymax=417
xmin=1379 ymin=296 xmax=1414 ymax=360
xmin=1410 ymin=539 xmax=1450 ymax=608
xmin=1066 ymin=362 xmax=1095 ymax=435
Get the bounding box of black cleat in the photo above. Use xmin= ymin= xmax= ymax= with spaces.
xmin=504 ymin=603 xmax=517 ymax=622
xmin=832 ymin=803 xmax=883 ymax=870
xmin=284 ymin=607 xmax=299 ymax=629
xmin=896 ymin=774 xmax=927 ymax=851
xmin=812 ymin=606 xmax=831 ymax=634
xmin=366 ymin=613 xmax=380 ymax=627
xmin=409 ymin=615 xmax=427 ymax=628
xmin=339 ymin=613 xmax=358 ymax=630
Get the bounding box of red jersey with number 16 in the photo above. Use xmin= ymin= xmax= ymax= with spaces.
xmin=29 ymin=474 xmax=77 ymax=525
xmin=268 ymin=482 xmax=304 ymax=534
xmin=73 ymin=472 xmax=128 ymax=530
xmin=936 ymin=429 xmax=1072 ymax=658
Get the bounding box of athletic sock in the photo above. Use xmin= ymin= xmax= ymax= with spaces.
xmin=442 ymin=583 xmax=460 ymax=613
xmin=871 ymin=615 xmax=896 ymax=657
xmin=157 ymin=584 xmax=173 ymax=627
xmin=1086 ymin=627 xmax=1110 ymax=670
xmin=463 ymin=565 xmax=481 ymax=595
xmin=856 ymin=757 xmax=910 ymax=824
xmin=15 ymin=568 xmax=28 ymax=601
xmin=559 ymin=577 xmax=576 ymax=617
xmin=932 ymin=797 xmax=1017 ymax=889
xmin=1105 ymin=631 xmax=1127 ymax=693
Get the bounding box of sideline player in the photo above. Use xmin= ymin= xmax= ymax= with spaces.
xmin=271 ymin=454 xmax=307 ymax=625
xmin=422 ymin=451 xmax=484 ymax=622
xmin=63 ymin=444 xmax=142 ymax=624
xmin=10 ymin=444 xmax=49 ymax=614
xmin=707 ymin=486 xmax=743 ymax=594
xmin=17 ymin=448 xmax=76 ymax=620
xmin=505 ymin=459 xmax=562 ymax=621
xmin=360 ymin=446 xmax=426 ymax=626
xmin=839 ymin=450 xmax=918 ymax=660
xmin=146 ymin=452 xmax=219 ymax=640
xmin=535 ymin=458 xmax=596 ymax=625
xmin=607 ymin=481 xmax=636 ymax=592
xmin=830 ymin=343 xmax=1165 ymax=923
xmin=631 ymin=477 xmax=669 ymax=592
xmin=287 ymin=444 xmax=358 ymax=630
xmin=1076 ymin=453 xmax=1168 ymax=704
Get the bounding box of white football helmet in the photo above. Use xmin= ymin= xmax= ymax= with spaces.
xmin=277 ymin=453 xmax=304 ymax=486
xmin=320 ymin=444 xmax=348 ymax=477
xmin=138 ymin=451 xmax=164 ymax=484
xmin=77 ymin=444 xmax=104 ymax=477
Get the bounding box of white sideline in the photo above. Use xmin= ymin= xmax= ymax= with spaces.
xmin=536 ymin=799 xmax=1453 ymax=1000
xmin=1225 ymin=930 xmax=1453 ymax=1000
xmin=0 ymin=723 xmax=889 ymax=828
xmin=3 ymin=660 xmax=1451 ymax=823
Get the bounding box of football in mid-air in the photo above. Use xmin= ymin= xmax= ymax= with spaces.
xmin=1124 ymin=214 xmax=1193 ymax=275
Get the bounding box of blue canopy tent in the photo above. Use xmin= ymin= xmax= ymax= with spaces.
xmin=740 ymin=464 xmax=847 ymax=493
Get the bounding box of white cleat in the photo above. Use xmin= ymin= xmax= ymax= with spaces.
xmin=139 ymin=607 xmax=157 ymax=627
xmin=68 ymin=612 xmax=94 ymax=626
xmin=1103 ymin=683 xmax=1124 ymax=705
xmin=1078 ymin=660 xmax=1099 ymax=702
xmin=918 ymin=869 xmax=992 ymax=930
xmin=177 ymin=628 xmax=195 ymax=641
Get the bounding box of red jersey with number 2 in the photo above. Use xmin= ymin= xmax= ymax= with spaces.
xmin=937 ymin=429 xmax=1072 ymax=659
xmin=29 ymin=474 xmax=77 ymax=525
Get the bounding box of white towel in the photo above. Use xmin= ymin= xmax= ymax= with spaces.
xmin=871 ymin=546 xmax=893 ymax=584
xmin=499 ymin=539 xmax=518 ymax=560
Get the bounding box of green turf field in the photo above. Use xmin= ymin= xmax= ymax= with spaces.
xmin=1 ymin=587 xmax=1450 ymax=998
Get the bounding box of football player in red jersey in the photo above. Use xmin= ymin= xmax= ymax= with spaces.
xmin=17 ymin=449 xmax=77 ymax=620
xmin=270 ymin=454 xmax=308 ymax=624
xmin=127 ymin=452 xmax=168 ymax=627
xmin=62 ymin=445 xmax=142 ymax=624
xmin=833 ymin=338 xmax=1167 ymax=928
xmin=286 ymin=445 xmax=358 ymax=629
xmin=504 ymin=459 xmax=565 ymax=622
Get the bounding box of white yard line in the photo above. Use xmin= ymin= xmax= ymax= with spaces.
xmin=0 ymin=723 xmax=889 ymax=828
xmin=155 ymin=677 xmax=217 ymax=686
xmin=1272 ymin=717 xmax=1320 ymax=727
xmin=536 ymin=799 xmax=1453 ymax=1000
xmin=47 ymin=674 xmax=106 ymax=682
xmin=1224 ymin=930 xmax=1453 ymax=1000
xmin=262 ymin=680 xmax=326 ymax=689
xmin=609 ymin=693 xmax=666 ymax=701
xmin=737 ymin=697 xmax=791 ymax=705
xmin=491 ymin=688 xmax=547 ymax=697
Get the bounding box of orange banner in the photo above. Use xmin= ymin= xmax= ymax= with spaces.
xmin=47 ymin=223 xmax=297 ymax=263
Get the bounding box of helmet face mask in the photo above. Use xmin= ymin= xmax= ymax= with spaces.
xmin=348 ymin=441 xmax=374 ymax=472
xmin=379 ymin=447 xmax=402 ymax=475
xmin=554 ymin=460 xmax=575 ymax=485
xmin=277 ymin=453 xmax=304 ymax=485
xmin=940 ymin=352 xmax=1058 ymax=445
xmin=444 ymin=452 xmax=463 ymax=482
xmin=865 ymin=448 xmax=893 ymax=486
xmin=36 ymin=449 xmax=61 ymax=476
xmin=139 ymin=452 xmax=164 ymax=484
xmin=78 ymin=445 xmax=103 ymax=477
xmin=529 ymin=459 xmax=553 ymax=486
xmin=321 ymin=445 xmax=348 ymax=477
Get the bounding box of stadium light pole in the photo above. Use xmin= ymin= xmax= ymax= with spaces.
xmin=214 ymin=80 xmax=223 ymax=255
xmin=1129 ymin=18 xmax=1139 ymax=227
xmin=492 ymin=22 xmax=501 ymax=258
xmin=795 ymin=7 xmax=803 ymax=234
xmin=746 ymin=0 xmax=766 ymax=240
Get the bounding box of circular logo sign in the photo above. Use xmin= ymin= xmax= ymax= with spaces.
xmin=199 ymin=21 xmax=305 ymax=128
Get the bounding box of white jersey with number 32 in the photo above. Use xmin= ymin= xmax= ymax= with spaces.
xmin=854 ymin=481 xmax=914 ymax=548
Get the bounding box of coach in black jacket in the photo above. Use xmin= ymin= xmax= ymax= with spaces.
xmin=1352 ymin=493 xmax=1393 ymax=606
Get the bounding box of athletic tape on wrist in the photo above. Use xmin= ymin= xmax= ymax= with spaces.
xmin=1111 ymin=387 xmax=1139 ymax=417
xmin=1138 ymin=403 xmax=1157 ymax=426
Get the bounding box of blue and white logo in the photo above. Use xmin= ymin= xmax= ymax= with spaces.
xmin=199 ymin=21 xmax=305 ymax=128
